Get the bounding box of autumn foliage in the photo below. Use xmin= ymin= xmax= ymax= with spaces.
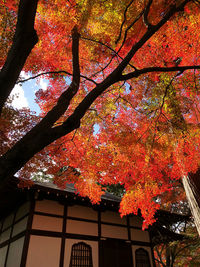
xmin=1 ymin=0 xmax=200 ymax=228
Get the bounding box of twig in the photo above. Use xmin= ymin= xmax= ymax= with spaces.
xmin=117 ymin=9 xmax=144 ymax=54
xmin=115 ymin=0 xmax=135 ymax=44
xmin=81 ymin=36 xmax=137 ymax=70
xmin=17 ymin=70 xmax=98 ymax=85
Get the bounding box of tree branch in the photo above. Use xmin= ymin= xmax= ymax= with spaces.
xmin=115 ymin=0 xmax=135 ymax=44
xmin=81 ymin=36 xmax=137 ymax=71
xmin=0 ymin=0 xmax=39 ymax=115
xmin=17 ymin=71 xmax=98 ymax=85
xmin=0 ymin=26 xmax=80 ymax=182
xmin=116 ymin=9 xmax=144 ymax=54
xmin=33 ymin=26 xmax=81 ymax=129
xmin=143 ymin=0 xmax=153 ymax=28
xmin=115 ymin=0 xmax=192 ymax=78
xmin=159 ymin=71 xmax=184 ymax=115
xmin=120 ymin=65 xmax=200 ymax=80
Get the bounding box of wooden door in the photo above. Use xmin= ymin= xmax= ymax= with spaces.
xmin=99 ymin=239 xmax=133 ymax=267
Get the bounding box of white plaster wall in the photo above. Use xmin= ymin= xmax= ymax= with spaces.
xmin=32 ymin=214 xmax=63 ymax=232
xmin=2 ymin=213 xmax=14 ymax=230
xmin=131 ymin=229 xmax=150 ymax=242
xmin=6 ymin=236 xmax=25 ymax=267
xmin=132 ymin=245 xmax=153 ymax=267
xmin=67 ymin=219 xmax=98 ymax=236
xmin=67 ymin=205 xmax=98 ymax=220
xmin=101 ymin=224 xmax=128 ymax=240
xmin=64 ymin=239 xmax=98 ymax=267
xmin=15 ymin=202 xmax=30 ymax=221
xmin=0 ymin=228 xmax=11 ymax=243
xmin=12 ymin=216 xmax=28 ymax=237
xmin=35 ymin=199 xmax=64 ymax=215
xmin=129 ymin=215 xmax=143 ymax=228
xmin=0 ymin=246 xmax=8 ymax=266
xmin=101 ymin=210 xmax=127 ymax=225
xmin=26 ymin=235 xmax=61 ymax=267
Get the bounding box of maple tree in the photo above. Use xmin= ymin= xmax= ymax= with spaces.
xmin=154 ymin=222 xmax=200 ymax=267
xmin=153 ymin=181 xmax=200 ymax=266
xmin=1 ymin=0 xmax=200 ymax=230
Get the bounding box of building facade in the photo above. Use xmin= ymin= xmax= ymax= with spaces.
xmin=0 ymin=183 xmax=155 ymax=267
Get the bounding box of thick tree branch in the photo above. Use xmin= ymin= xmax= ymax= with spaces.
xmin=120 ymin=65 xmax=200 ymax=80
xmin=29 ymin=26 xmax=81 ymax=130
xmin=0 ymin=26 xmax=80 ymax=182
xmin=0 ymin=0 xmax=39 ymax=115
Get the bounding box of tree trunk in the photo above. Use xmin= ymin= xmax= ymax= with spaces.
xmin=182 ymin=174 xmax=200 ymax=236
xmin=0 ymin=0 xmax=38 ymax=115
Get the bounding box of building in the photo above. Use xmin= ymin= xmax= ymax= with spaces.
xmin=0 ymin=178 xmax=187 ymax=267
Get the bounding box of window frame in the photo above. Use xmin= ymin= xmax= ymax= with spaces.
xmin=69 ymin=241 xmax=93 ymax=267
xmin=135 ymin=248 xmax=151 ymax=267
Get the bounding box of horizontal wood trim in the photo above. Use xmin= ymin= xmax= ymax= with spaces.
xmin=66 ymin=233 xmax=99 ymax=241
xmin=30 ymin=229 xmax=99 ymax=241
xmin=131 ymin=240 xmax=151 ymax=247
xmin=67 ymin=216 xmax=97 ymax=224
xmin=34 ymin=211 xmax=63 ymax=218
xmin=0 ymin=230 xmax=26 ymax=248
xmin=29 ymin=229 xmax=152 ymax=247
xmin=30 ymin=229 xmax=62 ymax=237
xmin=101 ymin=221 xmax=127 ymax=227
xmin=130 ymin=225 xmax=142 ymax=230
xmin=34 ymin=211 xmax=98 ymax=224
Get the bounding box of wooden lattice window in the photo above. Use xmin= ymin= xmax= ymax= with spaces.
xmin=69 ymin=242 xmax=93 ymax=267
xmin=135 ymin=248 xmax=151 ymax=267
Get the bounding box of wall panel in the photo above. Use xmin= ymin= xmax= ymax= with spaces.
xmin=32 ymin=214 xmax=63 ymax=232
xmin=26 ymin=235 xmax=61 ymax=267
xmin=35 ymin=200 xmax=64 ymax=215
xmin=2 ymin=214 xmax=14 ymax=230
xmin=67 ymin=219 xmax=98 ymax=236
xmin=101 ymin=211 xmax=126 ymax=225
xmin=15 ymin=202 xmax=30 ymax=221
xmin=129 ymin=216 xmax=143 ymax=228
xmin=101 ymin=224 xmax=128 ymax=240
xmin=0 ymin=228 xmax=11 ymax=243
xmin=6 ymin=237 xmax=25 ymax=267
xmin=12 ymin=216 xmax=28 ymax=237
xmin=131 ymin=229 xmax=150 ymax=242
xmin=67 ymin=205 xmax=98 ymax=220
xmin=0 ymin=246 xmax=8 ymax=267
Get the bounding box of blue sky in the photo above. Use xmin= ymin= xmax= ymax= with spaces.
xmin=11 ymin=72 xmax=101 ymax=135
xmin=10 ymin=72 xmax=48 ymax=114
